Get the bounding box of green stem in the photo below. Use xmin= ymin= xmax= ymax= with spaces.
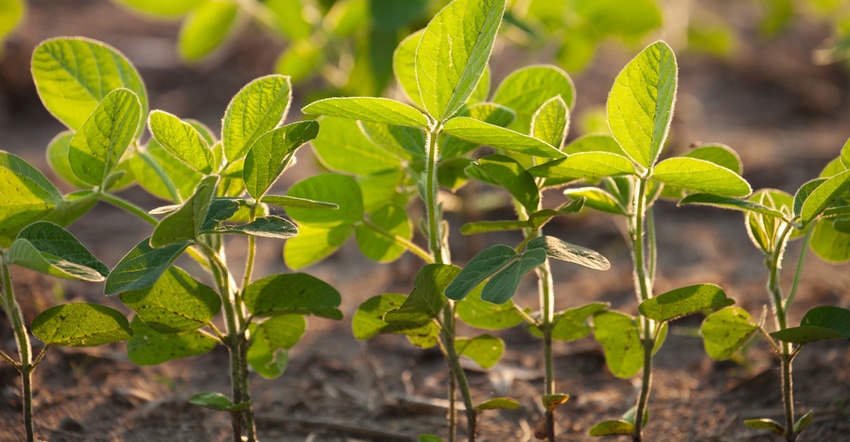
xmin=630 ymin=178 xmax=655 ymax=442
xmin=1 ymin=257 xmax=35 ymax=442
xmin=783 ymin=227 xmax=813 ymax=312
xmin=425 ymin=127 xmax=445 ymax=264
xmin=201 ymin=243 xmax=254 ymax=441
xmin=441 ymin=307 xmax=477 ymax=442
xmin=765 ymin=226 xmax=796 ymax=441
xmin=99 ymin=193 xmax=158 ymax=226
xmin=362 ymin=219 xmax=434 ymax=263
xmin=137 ymin=149 xmax=182 ymax=203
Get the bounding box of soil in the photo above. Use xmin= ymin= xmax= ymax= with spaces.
xmin=1 ymin=1 xmax=850 ymax=441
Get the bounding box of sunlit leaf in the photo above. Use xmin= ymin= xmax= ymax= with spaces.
xmin=243 ymin=273 xmax=342 ymax=319
xmin=223 ymin=74 xmax=292 ymax=161
xmin=32 ymin=303 xmax=132 ymax=347
xmin=127 ymin=316 xmax=217 ymax=365
xmin=638 ymin=284 xmax=734 ymax=322
xmin=700 ymin=307 xmax=759 ymax=360
xmin=303 ymin=97 xmax=428 ymax=128
xmin=592 ymin=310 xmax=643 ymax=378
xmin=457 ymin=334 xmax=503 ymax=369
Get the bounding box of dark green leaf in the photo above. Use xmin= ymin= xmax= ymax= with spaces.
xmin=120 ymin=266 xmax=220 ymax=333
xmin=481 ymin=248 xmax=546 ymax=304
xmin=247 ymin=314 xmax=305 ymax=379
xmin=189 ymin=392 xmax=231 ymax=411
xmin=32 ymin=303 xmax=131 ymax=347
xmin=638 ymin=284 xmax=734 ymax=322
xmin=679 ymin=194 xmax=789 ymax=221
xmin=104 ymin=238 xmax=189 ymax=295
xmin=150 ymin=175 xmax=218 ymax=247
xmin=211 ymin=216 xmax=298 ymax=239
xmin=126 ymin=316 xmax=217 ymax=365
xmin=770 ymin=306 xmax=850 ymax=344
xmin=8 ymin=222 xmax=107 ymax=281
xmin=744 ymin=419 xmax=785 ymax=435
xmin=243 ymin=273 xmax=342 ymax=319
xmin=445 ymin=245 xmax=517 ymax=301
xmin=385 ymin=264 xmax=458 ymax=324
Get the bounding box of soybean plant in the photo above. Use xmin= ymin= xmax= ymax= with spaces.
xmin=682 ymin=140 xmax=850 ymax=441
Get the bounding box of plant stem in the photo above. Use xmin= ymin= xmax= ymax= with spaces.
xmin=99 ymin=193 xmax=158 ymax=226
xmin=630 ymin=178 xmax=655 ymax=442
xmin=1 ymin=257 xmax=35 ymax=442
xmin=362 ymin=218 xmax=434 ymax=263
xmin=424 ymin=126 xmax=476 ymax=440
xmin=766 ymin=226 xmax=796 ymax=441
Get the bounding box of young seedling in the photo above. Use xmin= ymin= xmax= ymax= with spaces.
xmin=681 ymin=140 xmax=850 ymax=441
xmin=297 ymin=1 xmax=603 ymax=439
xmin=527 ymin=41 xmax=749 ymax=441
xmin=0 ymin=217 xmax=131 ymax=442
xmin=444 ymin=77 xmax=612 ymax=440
xmin=28 ymin=36 xmax=341 ymax=442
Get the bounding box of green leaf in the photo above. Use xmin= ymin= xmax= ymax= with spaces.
xmin=563 ymin=187 xmax=626 ymax=215
xmin=457 ymin=286 xmax=524 ymax=330
xmin=0 ymin=151 xmax=63 ymax=246
xmin=744 ymin=419 xmax=786 ymax=435
xmin=68 ymin=89 xmax=142 ymax=186
xmin=393 ymin=29 xmax=425 ymax=108
xmin=770 ymin=306 xmax=850 ymax=344
xmin=127 ymin=316 xmax=217 ymax=365
xmin=607 ymin=41 xmax=677 ymax=169
xmin=592 ymin=311 xmax=643 ymax=378
xmin=312 ymin=117 xmax=404 ymax=175
xmin=130 ymin=138 xmax=203 ymax=202
xmin=793 ymin=179 xmax=824 ymax=220
xmin=527 ymin=236 xmax=610 ymax=270
xmin=286 ymin=174 xmax=364 ymax=227
xmin=0 ymin=0 xmax=24 ymax=42
xmin=120 ymin=266 xmax=221 ymax=333
xmin=43 ymin=190 xmax=99 ymax=228
xmin=531 ymin=96 xmax=569 ymax=148
xmin=360 ymin=121 xmax=426 ymax=159
xmin=385 ymin=264 xmax=458 ymax=324
xmin=652 ymin=157 xmax=751 ymax=197
xmin=112 ymin=0 xmax=203 ymax=17
xmin=243 ymin=273 xmax=342 ymax=320
xmin=178 ymin=0 xmax=240 ymax=61
xmin=415 ymin=0 xmax=504 ymax=121
xmin=563 ymin=133 xmax=625 ymax=156
xmin=638 ymin=284 xmax=734 ymax=322
xmin=355 ymin=205 xmax=410 ymax=262
xmin=148 ymin=110 xmax=215 ymax=174
xmin=685 ymin=143 xmax=743 ymax=175
xmin=189 ymin=392 xmax=232 ymax=411
xmin=303 ymin=97 xmax=428 ymax=128
xmin=801 ymin=169 xmax=850 ymax=226
xmin=244 ymin=121 xmax=319 ymax=198
xmin=31 ymin=37 xmax=148 ymax=135
xmin=445 ymin=245 xmax=517 ymax=301
xmin=467 ymin=154 xmax=539 ymax=213
xmin=104 ymin=238 xmax=189 ymax=295
xmin=841 ymin=138 xmax=850 ymax=169
xmin=222 ymin=75 xmax=292 ymax=161
xmin=352 ymin=294 xmax=407 ymax=340
xmin=442 ymin=117 xmax=565 ymax=158
xmin=550 ymin=303 xmax=609 ymax=341
xmin=475 ymin=398 xmax=520 ymax=411
xmin=283 ymin=224 xmax=353 ymax=269
xmin=441 ymin=103 xmax=517 ymax=159
xmin=261 ymin=195 xmax=338 ymax=210
xmin=31 ymin=303 xmax=131 ymax=347
xmin=588 ymin=420 xmax=635 ymax=437
xmin=247 ymin=314 xmax=305 ymax=379
xmin=679 ymin=194 xmax=789 ymax=220
xmin=8 ymin=222 xmax=108 ymax=281
xmin=200 ymin=199 xmax=241 ymax=230
xmin=211 ymin=216 xmax=298 ymax=239
xmin=47 ymin=131 xmax=90 ymax=188
xmin=460 ymin=220 xmax=529 ymax=235
xmin=481 ymin=248 xmax=546 ymax=304
xmin=529 ymin=152 xmax=636 ymax=186
xmin=418 ymin=435 xmax=443 ymax=442
xmin=794 ymin=410 xmax=814 ymax=434
xmin=358 ymin=169 xmax=408 ymax=213
xmin=493 ymin=65 xmax=575 ymax=133
xmin=457 ymin=334 xmax=503 ymax=369
xmin=700 ymin=307 xmax=759 ymax=360
xmin=810 ymin=220 xmax=850 ymax=263
xmin=150 ymin=175 xmax=218 ymax=247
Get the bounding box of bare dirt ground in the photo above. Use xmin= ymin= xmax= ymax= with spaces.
xmin=1 ymin=1 xmax=850 ymax=441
